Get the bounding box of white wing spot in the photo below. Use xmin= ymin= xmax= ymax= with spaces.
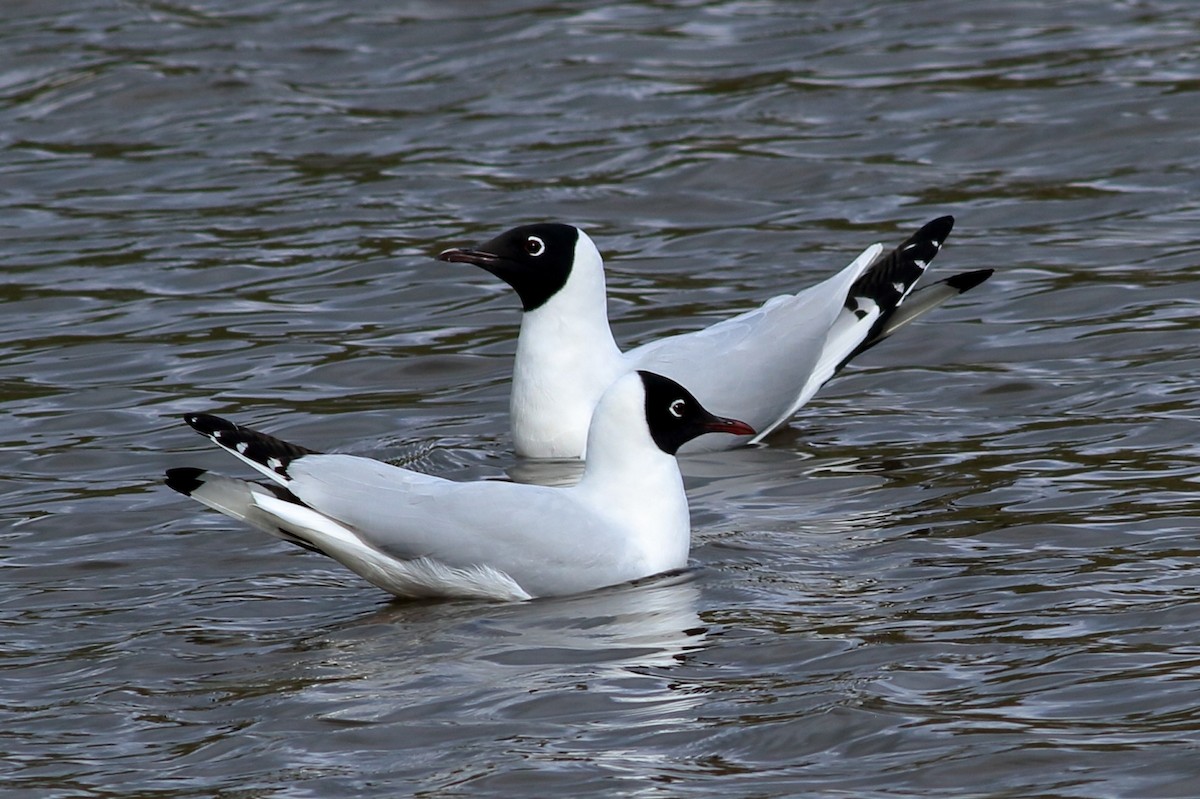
xmin=236 ymin=441 xmax=250 ymax=454
xmin=267 ymin=457 xmax=283 ymax=471
xmin=854 ymin=298 xmax=881 ymax=320
xmin=914 ymin=259 xmax=927 ymax=268
xmin=892 ymin=281 xmax=906 ymax=294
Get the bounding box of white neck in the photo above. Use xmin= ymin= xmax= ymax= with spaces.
xmin=510 ymin=230 xmax=625 ymax=459
xmin=571 ymin=375 xmax=692 ymax=576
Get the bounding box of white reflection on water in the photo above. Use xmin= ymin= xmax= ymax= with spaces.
xmin=295 ymin=574 xmax=708 ymax=726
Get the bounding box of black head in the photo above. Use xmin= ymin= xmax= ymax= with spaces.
xmin=637 ymin=371 xmax=755 ymax=455
xmin=437 ymin=223 xmax=580 ymax=312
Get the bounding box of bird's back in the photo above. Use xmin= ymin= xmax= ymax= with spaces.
xmin=626 ymin=243 xmax=880 ymax=448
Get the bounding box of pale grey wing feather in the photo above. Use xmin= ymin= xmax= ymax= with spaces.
xmin=874 ymin=269 xmax=994 ymax=342
xmin=180 ymin=472 xmax=294 ymax=540
xmin=625 ymin=244 xmax=880 ymax=448
xmin=281 ymin=454 xmax=634 ymax=594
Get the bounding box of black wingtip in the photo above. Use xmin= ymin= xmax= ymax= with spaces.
xmin=945 ymin=268 xmax=994 ymax=293
xmin=165 ymin=466 xmax=207 ymax=496
xmin=847 ymin=215 xmax=956 ymax=318
xmin=913 ymin=215 xmax=955 ymax=245
xmin=925 ymin=214 xmax=954 ymax=235
xmin=184 ymin=413 xmax=236 ymax=436
xmin=181 ymin=412 xmax=316 ymax=474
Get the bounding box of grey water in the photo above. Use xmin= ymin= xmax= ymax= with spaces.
xmin=4 ymin=1 xmax=1200 ymax=796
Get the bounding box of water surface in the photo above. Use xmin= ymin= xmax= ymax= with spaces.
xmin=3 ymin=1 xmax=1200 ymax=796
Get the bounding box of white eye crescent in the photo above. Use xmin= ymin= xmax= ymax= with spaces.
xmin=525 ymin=236 xmax=546 ymax=256
xmin=668 ymin=399 xmax=686 ymax=418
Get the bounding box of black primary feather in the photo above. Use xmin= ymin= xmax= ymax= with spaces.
xmin=164 ymin=466 xmax=207 ymax=496
xmin=944 ymin=268 xmax=993 ymax=293
xmin=183 ymin=413 xmax=317 ymax=477
xmin=845 ymin=215 xmax=954 ymax=321
xmin=834 ymin=217 xmax=993 ymax=372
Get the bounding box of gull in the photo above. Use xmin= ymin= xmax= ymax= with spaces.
xmin=439 ymin=216 xmax=991 ymax=458
xmin=164 ymin=370 xmax=754 ymax=601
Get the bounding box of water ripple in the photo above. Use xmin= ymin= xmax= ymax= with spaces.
xmin=4 ymin=0 xmax=1200 ymax=796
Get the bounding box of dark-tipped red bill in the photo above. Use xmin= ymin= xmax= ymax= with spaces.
xmin=704 ymin=416 xmax=755 ymax=437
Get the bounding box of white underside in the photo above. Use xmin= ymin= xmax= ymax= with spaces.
xmin=253 ymin=494 xmax=533 ymax=601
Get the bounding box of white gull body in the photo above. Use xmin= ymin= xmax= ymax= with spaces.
xmin=165 ymin=371 xmax=753 ymax=602
xmin=440 ymin=217 xmax=991 ymax=459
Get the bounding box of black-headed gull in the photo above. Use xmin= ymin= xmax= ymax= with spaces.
xmin=165 ymin=371 xmax=753 ymax=601
xmin=439 ymin=217 xmax=991 ymax=459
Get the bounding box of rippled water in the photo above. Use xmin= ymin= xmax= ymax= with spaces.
xmin=4 ymin=1 xmax=1200 ymax=796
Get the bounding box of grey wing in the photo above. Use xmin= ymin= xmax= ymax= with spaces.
xmin=283 ymin=455 xmax=629 ymax=590
xmin=625 ymin=244 xmax=879 ymax=449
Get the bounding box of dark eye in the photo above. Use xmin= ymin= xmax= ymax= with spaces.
xmin=525 ymin=236 xmax=546 ymax=256
xmin=668 ymin=398 xmax=686 ymax=418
